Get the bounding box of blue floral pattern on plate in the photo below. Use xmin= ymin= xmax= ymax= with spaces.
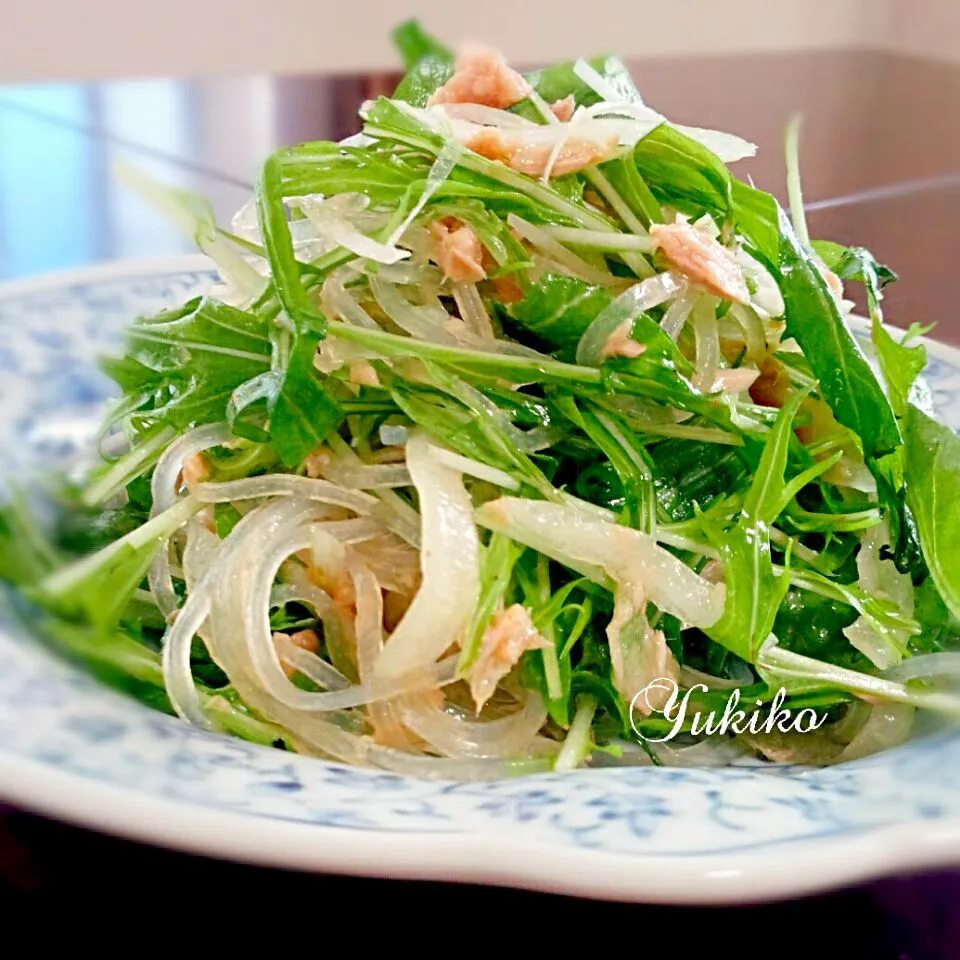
xmin=2 ymin=256 xmax=960 ymax=900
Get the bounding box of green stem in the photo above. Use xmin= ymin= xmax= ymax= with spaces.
xmin=82 ymin=426 xmax=176 ymax=506
xmin=327 ymin=321 xmax=605 ymax=387
xmin=554 ymin=694 xmax=597 ymax=771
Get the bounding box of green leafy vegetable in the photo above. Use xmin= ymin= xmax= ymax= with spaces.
xmin=2 ymin=20 xmax=957 ymax=776
xmin=904 ymin=404 xmax=960 ymax=621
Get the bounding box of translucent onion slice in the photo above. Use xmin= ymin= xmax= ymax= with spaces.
xmin=844 ymin=522 xmax=914 ymax=669
xmin=543 ymin=225 xmax=655 ymax=252
xmin=162 ymin=498 xmax=321 ymax=726
xmin=321 ymin=275 xmax=381 ymax=329
xmin=207 ymin=511 xmax=457 ymax=713
xmin=272 ymin=566 xmax=357 ymax=678
xmin=857 ymin=521 xmax=915 ymax=614
xmin=476 ymin=497 xmax=725 ymax=628
xmin=151 ymin=423 xmax=234 ymax=515
xmin=673 ymin=125 xmax=757 ymax=162
xmin=836 ymin=703 xmax=915 ymax=762
xmin=654 ymin=739 xmax=749 ymax=768
xmin=426 ymin=444 xmax=520 ymax=491
xmin=508 ymin=214 xmax=614 ymax=285
xmin=431 ymin=102 xmax=539 ymax=128
xmin=576 ymin=272 xmax=684 ymax=365
xmin=397 ymin=692 xmax=554 ymax=759
xmin=452 ymin=282 xmax=495 ymax=340
xmin=297 ymin=195 xmax=410 ymax=264
xmin=275 ymin=634 xmax=351 ymax=691
xmin=349 ymin=555 xmax=410 ymax=747
xmin=386 ymin=137 xmax=462 ymax=247
xmin=691 ymin=298 xmax=720 ymax=392
xmin=349 ymin=533 xmax=422 ymax=595
xmin=727 ymin=303 xmax=767 ymax=362
xmin=313 ymin=461 xmax=412 ymax=490
xmin=322 ymin=435 xmax=423 ymax=548
xmin=182 ymin=516 xmax=220 ymax=594
xmin=885 ymin=652 xmax=960 ymax=683
xmin=407 ymin=101 xmax=660 ymax=152
xmin=843 ymin=617 xmax=902 ymax=671
xmin=184 ymin=494 xmax=533 ymax=777
xmin=369 ymin=275 xmax=463 ymax=345
xmin=660 ymin=285 xmax=697 ymax=341
xmin=374 ymin=432 xmax=482 ymax=679
xmin=191 ymin=475 xmax=378 ymax=514
xmin=146 ymin=423 xmax=235 ymax=620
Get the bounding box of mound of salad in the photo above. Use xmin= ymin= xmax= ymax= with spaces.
xmin=3 ymin=21 xmax=960 ymax=780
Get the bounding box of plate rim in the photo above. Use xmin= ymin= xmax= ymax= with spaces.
xmin=5 ymin=749 xmax=960 ymax=904
xmin=0 ymin=254 xmax=215 ymax=299
xmin=3 ymin=254 xmax=960 ymax=904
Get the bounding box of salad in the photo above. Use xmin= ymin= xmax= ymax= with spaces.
xmin=3 ymin=20 xmax=960 ymax=781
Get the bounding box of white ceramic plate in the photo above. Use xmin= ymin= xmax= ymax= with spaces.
xmin=2 ymin=256 xmax=960 ymax=905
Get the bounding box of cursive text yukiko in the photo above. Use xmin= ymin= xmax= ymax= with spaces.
xmin=629 ymin=678 xmax=829 ymax=743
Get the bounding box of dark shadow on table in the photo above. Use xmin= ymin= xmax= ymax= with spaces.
xmin=1 ymin=809 xmax=957 ymax=957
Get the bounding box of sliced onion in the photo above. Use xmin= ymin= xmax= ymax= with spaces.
xmin=386 ymin=137 xmax=462 ymax=247
xmin=543 ymin=225 xmax=655 ymax=252
xmin=374 ymin=432 xmax=481 ymax=679
xmin=711 ymin=367 xmax=760 ymax=396
xmin=162 ymin=498 xmax=320 ymax=726
xmin=885 ymin=653 xmax=960 ymax=683
xmin=313 ymin=461 xmax=411 ymax=490
xmin=573 ymin=59 xmax=652 ymax=110
xmin=576 ymin=272 xmax=684 ymax=365
xmin=452 ymin=282 xmax=495 ymax=339
xmin=508 ymin=214 xmax=614 ymax=285
xmin=397 ymin=692 xmax=553 ymax=759
xmin=843 ymin=522 xmax=914 ymax=669
xmin=691 ymin=298 xmax=720 ymax=392
xmin=296 ymin=195 xmax=410 ymax=265
xmin=426 ymin=444 xmax=520 ymax=491
xmin=409 ymin=100 xmax=659 ymax=152
xmin=274 ymin=564 xmax=357 ymax=678
xmin=673 ymin=125 xmax=757 ymax=163
xmin=836 ymin=703 xmax=915 ymax=762
xmin=431 ymin=102 xmax=539 ymax=128
xmin=151 ymin=423 xmax=233 ymax=516
xmin=655 ymin=738 xmax=749 ymax=767
xmin=362 ymin=746 xmax=553 ymax=781
xmin=319 ymin=435 xmax=423 ymax=548
xmin=192 ymin=475 xmax=378 ymax=514
xmin=320 ymin=275 xmax=381 ymax=329
xmin=174 ymin=495 xmax=497 ymax=773
xmin=858 ymin=521 xmax=914 ymax=615
xmin=223 ymin=518 xmax=455 ymax=711
xmin=349 ymin=533 xmax=422 ymax=595
xmin=370 ymin=275 xmax=463 ymax=345
xmin=144 ymin=424 xmax=233 ymax=621
xmin=843 ymin=617 xmax=902 ymax=671
xmin=660 ymin=285 xmax=697 ymax=340
xmin=275 ymin=634 xmax=351 ymax=691
xmin=182 ymin=516 xmax=220 ymax=594
xmin=727 ymin=303 xmax=767 ymax=363
xmin=366 ymin=260 xmax=442 ymax=287
xmin=476 ymin=497 xmax=725 ymax=628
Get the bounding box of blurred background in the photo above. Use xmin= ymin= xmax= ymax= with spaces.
xmin=0 ymin=0 xmax=957 ymax=327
